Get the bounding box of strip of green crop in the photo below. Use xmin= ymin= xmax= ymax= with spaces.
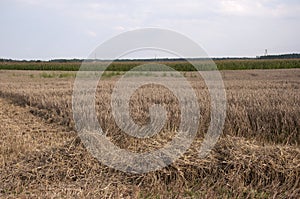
xmin=0 ymin=59 xmax=300 ymax=71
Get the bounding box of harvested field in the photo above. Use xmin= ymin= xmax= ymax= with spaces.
xmin=0 ymin=69 xmax=299 ymax=198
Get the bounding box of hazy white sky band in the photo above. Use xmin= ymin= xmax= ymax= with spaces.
xmin=1 ymin=0 xmax=299 ymax=59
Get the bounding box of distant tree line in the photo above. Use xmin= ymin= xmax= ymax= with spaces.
xmin=258 ymin=53 xmax=300 ymax=59
xmin=1 ymin=53 xmax=300 ymax=63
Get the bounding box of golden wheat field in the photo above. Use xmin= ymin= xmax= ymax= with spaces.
xmin=0 ymin=69 xmax=299 ymax=198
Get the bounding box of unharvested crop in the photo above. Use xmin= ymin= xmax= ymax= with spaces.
xmin=0 ymin=59 xmax=300 ymax=71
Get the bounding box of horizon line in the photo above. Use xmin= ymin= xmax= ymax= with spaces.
xmin=1 ymin=53 xmax=300 ymax=62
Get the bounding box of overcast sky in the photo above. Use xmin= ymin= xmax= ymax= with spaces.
xmin=1 ymin=0 xmax=300 ymax=60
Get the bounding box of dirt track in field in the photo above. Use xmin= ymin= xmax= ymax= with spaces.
xmin=0 ymin=98 xmax=73 ymax=164
xmin=0 ymin=97 xmax=141 ymax=198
